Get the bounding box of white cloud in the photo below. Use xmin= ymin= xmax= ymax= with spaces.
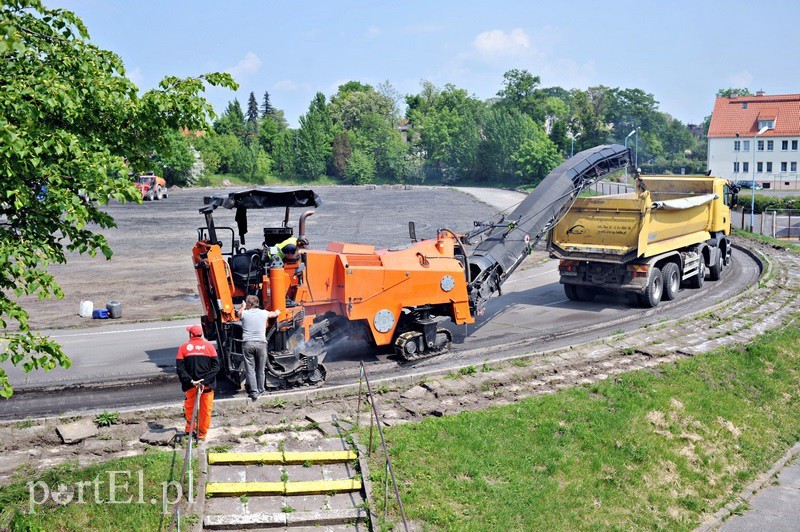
xmin=274 ymin=79 xmax=311 ymax=92
xmin=367 ymin=26 xmax=380 ymax=38
xmin=474 ymin=28 xmax=532 ymax=57
xmin=127 ymin=66 xmax=143 ymax=86
xmin=225 ymin=51 xmax=262 ymax=81
xmin=727 ymin=70 xmax=753 ymax=88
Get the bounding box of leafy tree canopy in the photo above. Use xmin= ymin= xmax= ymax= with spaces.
xmin=716 ymin=88 xmax=753 ymax=98
xmin=0 ymin=0 xmax=236 ymax=397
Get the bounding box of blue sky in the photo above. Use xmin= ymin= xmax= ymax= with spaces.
xmin=52 ymin=0 xmax=800 ymax=128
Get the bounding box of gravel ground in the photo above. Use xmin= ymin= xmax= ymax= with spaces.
xmin=17 ymin=185 xmax=499 ymax=330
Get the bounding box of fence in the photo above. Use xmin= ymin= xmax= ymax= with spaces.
xmin=734 ymin=208 xmax=800 ymax=240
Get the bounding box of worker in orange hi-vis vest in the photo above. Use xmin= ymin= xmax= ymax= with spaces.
xmin=176 ymin=325 xmax=220 ymax=440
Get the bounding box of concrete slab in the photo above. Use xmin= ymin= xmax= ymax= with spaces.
xmin=322 ymin=462 xmax=357 ymax=481
xmin=244 ymin=495 xmax=286 ymax=514
xmin=306 ymin=411 xmax=345 ymax=425
xmin=285 ymin=508 xmax=365 ymax=527
xmin=204 ymin=496 xmax=248 ymax=516
xmin=204 ymin=511 xmax=286 ymax=529
xmin=745 ymin=486 xmax=800 ymax=516
xmin=208 ymin=466 xmax=246 ymax=484
xmin=400 ymin=385 xmax=427 ymax=399
xmin=56 ymin=418 xmax=98 ymax=444
xmin=246 ymin=464 xmax=283 ymax=483
xmin=325 ymin=492 xmax=364 ymax=511
xmin=139 ymin=427 xmax=177 ymax=446
xmin=284 ymin=494 xmax=328 ymax=512
xmin=82 ymin=438 xmax=123 ymax=454
xmin=283 ymin=464 xmax=325 ymax=482
xmin=776 ymin=461 xmax=800 ymax=489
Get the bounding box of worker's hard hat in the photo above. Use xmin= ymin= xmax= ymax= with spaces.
xmin=186 ymin=325 xmax=203 ymax=337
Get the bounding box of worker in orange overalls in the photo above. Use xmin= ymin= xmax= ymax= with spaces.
xmin=176 ymin=325 xmax=220 ymax=440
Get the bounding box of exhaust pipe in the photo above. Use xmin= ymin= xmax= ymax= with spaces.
xmin=299 ymin=210 xmax=314 ymax=242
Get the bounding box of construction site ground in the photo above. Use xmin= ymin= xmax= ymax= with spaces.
xmin=15 ymin=185 xmax=505 ymax=331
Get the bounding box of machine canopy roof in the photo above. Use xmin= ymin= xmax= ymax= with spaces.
xmin=201 ymin=189 xmax=321 ymax=213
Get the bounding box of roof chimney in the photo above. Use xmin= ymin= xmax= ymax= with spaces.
xmin=756 ymin=89 xmax=765 ymax=96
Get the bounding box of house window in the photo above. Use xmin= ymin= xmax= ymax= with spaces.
xmin=763 ymin=182 xmax=771 ymax=189
xmin=781 ymin=162 xmax=788 ymax=172
xmin=743 ymin=140 xmax=750 ymax=152
xmin=758 ymin=119 xmax=775 ymax=130
xmin=766 ymin=162 xmax=773 ymax=172
xmin=734 ymin=162 xmax=740 ymax=172
xmin=792 ymin=162 xmax=798 ymax=172
xmin=782 ymin=140 xmax=789 ymax=151
xmin=767 ymin=140 xmax=774 ymax=151
xmin=743 ymin=162 xmax=749 ymax=172
xmin=786 ymin=182 xmax=791 ymax=186
xmin=793 ymin=140 xmax=798 ymax=151
xmin=757 ymin=162 xmax=763 ymax=172
xmin=734 ymin=140 xmax=741 ymax=151
xmin=758 ymin=140 xmax=764 ymax=151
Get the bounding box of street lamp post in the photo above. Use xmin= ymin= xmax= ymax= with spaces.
xmin=750 ymin=126 xmax=770 ymax=231
xmin=624 ymin=129 xmax=636 ymax=183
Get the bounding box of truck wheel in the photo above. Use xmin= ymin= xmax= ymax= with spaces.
xmin=708 ymin=249 xmax=723 ymax=281
xmin=576 ymin=286 xmax=596 ymax=302
xmin=156 ymin=187 xmax=163 ymax=200
xmin=639 ymin=267 xmax=663 ymax=308
xmin=689 ymin=260 xmax=705 ymax=289
xmin=146 ymin=190 xmax=154 ymax=201
xmin=661 ymin=263 xmax=680 ymax=301
xmin=564 ymin=284 xmax=579 ymax=301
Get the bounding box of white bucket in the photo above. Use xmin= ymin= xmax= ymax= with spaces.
xmin=79 ymin=300 xmax=93 ymax=318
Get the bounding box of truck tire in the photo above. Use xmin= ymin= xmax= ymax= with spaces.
xmin=708 ymin=248 xmax=723 ymax=281
xmin=564 ymin=284 xmax=579 ymax=301
xmin=638 ymin=266 xmax=663 ymax=308
xmin=661 ymin=262 xmax=680 ymax=301
xmin=156 ymin=186 xmax=164 ymax=200
xmin=576 ymin=286 xmax=596 ymax=302
xmin=146 ymin=190 xmax=154 ymax=201
xmin=689 ymin=260 xmax=705 ymax=289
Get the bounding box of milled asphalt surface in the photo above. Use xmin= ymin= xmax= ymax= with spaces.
xmin=721 ymin=456 xmax=800 ymax=531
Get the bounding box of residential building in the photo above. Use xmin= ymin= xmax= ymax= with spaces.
xmin=707 ymin=92 xmax=800 ymax=190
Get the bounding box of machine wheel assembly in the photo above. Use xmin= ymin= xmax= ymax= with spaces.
xmin=708 ymin=248 xmax=723 ymax=281
xmin=689 ymin=260 xmax=705 ymax=289
xmin=564 ymin=284 xmax=579 ymax=301
xmin=637 ymin=266 xmax=663 ymax=308
xmin=394 ymin=328 xmax=451 ymax=361
xmin=661 ymin=262 xmax=680 ymax=301
xmin=575 ymin=286 xmax=596 ymax=302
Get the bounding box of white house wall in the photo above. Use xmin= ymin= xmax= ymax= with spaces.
xmin=708 ymin=136 xmax=800 ymax=190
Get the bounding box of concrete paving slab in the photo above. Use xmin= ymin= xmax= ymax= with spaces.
xmin=208 ymin=465 xmax=246 ymax=484
xmin=776 ymin=461 xmax=800 ymax=489
xmin=205 ymin=496 xmax=248 ymax=516
xmin=245 ymin=495 xmax=286 ymax=514
xmin=283 ymin=464 xmax=325 ymax=482
xmin=325 ymin=492 xmax=363 ymax=511
xmin=400 ymin=385 xmax=428 ymax=399
xmin=745 ymin=486 xmax=800 ymax=516
xmin=284 ymin=494 xmax=328 ymax=512
xmin=322 ymin=462 xmax=357 ymax=481
xmin=56 ymin=418 xmax=98 ymax=444
xmin=139 ymin=427 xmax=177 ymax=446
xmin=246 ymin=464 xmax=283 ymax=483
xmin=722 ymin=511 xmax=800 ymax=532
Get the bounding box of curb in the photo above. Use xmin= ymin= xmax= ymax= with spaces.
xmin=696 ymin=441 xmax=800 ymax=531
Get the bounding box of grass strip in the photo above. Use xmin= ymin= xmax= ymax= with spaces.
xmin=369 ymin=322 xmax=800 ymax=530
xmin=0 ymin=449 xmax=197 ymax=531
xmin=733 ymin=228 xmax=800 ymax=252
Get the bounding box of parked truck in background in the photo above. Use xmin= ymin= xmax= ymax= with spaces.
xmin=548 ymin=175 xmax=736 ymax=308
xmin=135 ymin=173 xmax=168 ymax=201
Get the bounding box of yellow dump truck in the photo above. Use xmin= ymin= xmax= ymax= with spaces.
xmin=547 ymin=175 xmax=735 ymax=307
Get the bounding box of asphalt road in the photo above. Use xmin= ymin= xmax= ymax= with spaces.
xmin=0 ymin=188 xmax=763 ymax=420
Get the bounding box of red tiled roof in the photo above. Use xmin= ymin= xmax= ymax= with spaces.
xmin=708 ymin=94 xmax=800 ymax=138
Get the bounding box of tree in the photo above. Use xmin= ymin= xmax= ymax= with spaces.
xmin=331 ymin=131 xmax=352 ymax=179
xmin=154 ymin=130 xmax=195 ymax=185
xmin=478 ymin=106 xmax=538 ymax=180
xmin=497 ymin=69 xmax=546 ymax=121
xmin=716 ymin=88 xmax=752 ymax=98
xmin=246 ymin=91 xmax=259 ymax=133
xmin=0 ymin=0 xmax=235 ymax=397
xmin=344 ymin=149 xmax=376 ymax=184
xmin=512 ymin=132 xmax=563 ymax=184
xmin=296 ymin=92 xmax=333 ymax=180
xmin=214 ymin=99 xmax=246 ymax=138
xmin=261 ymin=90 xmax=274 ymax=118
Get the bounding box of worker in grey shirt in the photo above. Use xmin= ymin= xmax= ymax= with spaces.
xmin=238 ymin=295 xmax=280 ymax=400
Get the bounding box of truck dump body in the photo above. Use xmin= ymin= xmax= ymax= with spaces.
xmin=550 ymin=176 xmax=731 ymax=264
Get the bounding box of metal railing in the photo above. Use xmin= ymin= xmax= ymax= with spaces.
xmin=736 ymin=208 xmax=800 ymax=240
xmin=169 ymin=382 xmax=202 ymax=531
xmin=356 ymin=362 xmax=409 ymax=531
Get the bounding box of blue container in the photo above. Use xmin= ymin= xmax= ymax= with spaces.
xmin=92 ymin=308 xmax=109 ymax=319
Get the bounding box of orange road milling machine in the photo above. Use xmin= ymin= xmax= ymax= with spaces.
xmin=192 ymin=145 xmax=632 ymax=388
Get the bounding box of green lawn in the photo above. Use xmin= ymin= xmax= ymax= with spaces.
xmin=0 ymin=449 xmax=198 ymax=531
xmin=733 ymin=228 xmax=800 ymax=252
xmin=370 ymin=323 xmax=800 ymax=530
